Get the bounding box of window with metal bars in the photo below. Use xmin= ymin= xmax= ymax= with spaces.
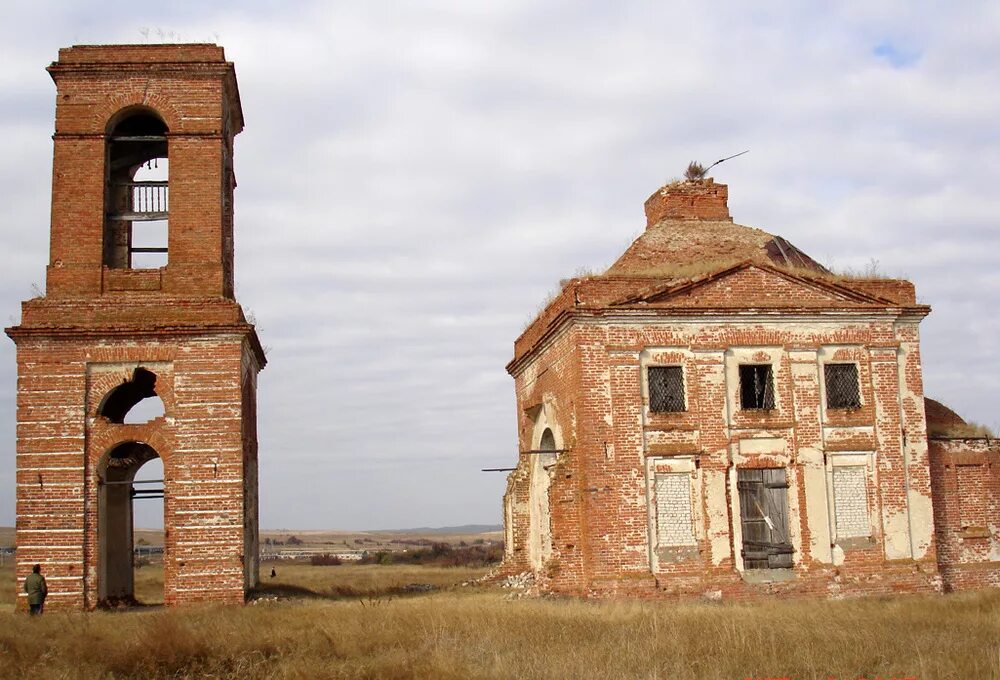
xmin=648 ymin=366 xmax=686 ymax=412
xmin=825 ymin=363 xmax=861 ymax=409
xmin=739 ymin=364 xmax=775 ymax=410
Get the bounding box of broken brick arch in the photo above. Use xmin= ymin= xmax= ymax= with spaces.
xmin=99 ymin=367 xmax=161 ymax=423
xmin=93 ymin=366 xmax=173 ymax=425
xmin=85 ymin=376 xmax=175 ymax=609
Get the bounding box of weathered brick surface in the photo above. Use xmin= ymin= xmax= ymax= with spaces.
xmin=7 ymin=45 xmax=264 ymax=611
xmin=929 ymin=437 xmax=1000 ymax=591
xmin=499 ymin=180 xmax=977 ymax=600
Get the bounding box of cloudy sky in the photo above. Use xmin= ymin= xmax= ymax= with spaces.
xmin=0 ymin=1 xmax=997 ymax=531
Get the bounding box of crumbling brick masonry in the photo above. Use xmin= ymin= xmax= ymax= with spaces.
xmin=7 ymin=44 xmax=265 ymax=610
xmin=501 ymin=179 xmax=998 ymax=599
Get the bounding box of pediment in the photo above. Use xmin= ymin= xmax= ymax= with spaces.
xmin=617 ymin=263 xmax=896 ymax=309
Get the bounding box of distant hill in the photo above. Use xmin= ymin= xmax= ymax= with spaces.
xmin=380 ymin=524 xmax=502 ymax=535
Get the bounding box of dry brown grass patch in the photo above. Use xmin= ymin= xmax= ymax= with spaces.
xmin=2 ymin=563 xmax=999 ymax=679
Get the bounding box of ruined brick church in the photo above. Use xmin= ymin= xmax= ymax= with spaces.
xmin=502 ymin=179 xmax=999 ymax=598
xmin=8 ymin=45 xmax=264 ymax=610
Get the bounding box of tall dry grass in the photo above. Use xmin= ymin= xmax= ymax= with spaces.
xmin=0 ymin=561 xmax=13 ymax=609
xmin=260 ymin=562 xmax=487 ymax=598
xmin=1 ymin=562 xmax=999 ymax=679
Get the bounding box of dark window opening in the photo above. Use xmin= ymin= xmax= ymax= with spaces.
xmin=538 ymin=428 xmax=557 ymax=469
xmin=737 ymin=468 xmax=793 ymax=569
xmin=99 ymin=368 xmax=159 ymax=424
xmin=825 ymin=363 xmax=861 ymax=409
xmin=739 ymin=364 xmax=775 ymax=410
xmin=105 ymin=111 xmax=169 ymax=269
xmin=648 ymin=366 xmax=686 ymax=412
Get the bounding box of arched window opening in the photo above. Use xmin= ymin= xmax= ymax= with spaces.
xmin=98 ymin=442 xmax=164 ymax=606
xmin=105 ymin=110 xmax=168 ymax=269
xmin=99 ymin=367 xmax=162 ymax=424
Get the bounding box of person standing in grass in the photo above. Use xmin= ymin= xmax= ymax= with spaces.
xmin=24 ymin=564 xmax=47 ymax=615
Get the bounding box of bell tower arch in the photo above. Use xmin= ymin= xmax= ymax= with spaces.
xmin=7 ymin=44 xmax=266 ymax=610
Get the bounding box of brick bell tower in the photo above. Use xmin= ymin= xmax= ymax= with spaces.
xmin=6 ymin=45 xmax=266 ymax=610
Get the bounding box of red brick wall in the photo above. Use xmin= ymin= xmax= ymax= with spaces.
xmin=929 ymin=437 xmax=1000 ymax=591
xmin=644 ymin=179 xmax=732 ymax=224
xmin=45 ymin=43 xmax=242 ymax=299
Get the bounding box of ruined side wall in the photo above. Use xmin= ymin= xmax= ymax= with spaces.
xmin=930 ymin=437 xmax=1000 ymax=591
xmin=502 ymin=325 xmax=581 ymax=587
xmin=241 ymin=347 xmax=261 ymax=592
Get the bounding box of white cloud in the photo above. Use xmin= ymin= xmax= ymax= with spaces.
xmin=0 ymin=1 xmax=997 ymax=529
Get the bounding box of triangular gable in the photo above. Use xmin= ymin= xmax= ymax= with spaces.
xmin=614 ymin=262 xmax=897 ymax=308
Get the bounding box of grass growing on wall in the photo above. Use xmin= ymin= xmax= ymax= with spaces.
xmin=1 ymin=562 xmax=999 ymax=679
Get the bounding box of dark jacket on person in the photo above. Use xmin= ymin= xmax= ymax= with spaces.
xmin=24 ymin=572 xmax=47 ymax=605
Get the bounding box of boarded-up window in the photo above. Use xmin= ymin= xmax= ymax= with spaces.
xmin=648 ymin=366 xmax=686 ymax=413
xmin=825 ymin=363 xmax=861 ymax=409
xmin=739 ymin=364 xmax=775 ymax=410
xmin=737 ymin=468 xmax=793 ymax=569
xmin=832 ymin=466 xmax=869 ymax=538
xmin=655 ymin=473 xmax=696 ymax=547
xmin=957 ymin=465 xmax=988 ymax=529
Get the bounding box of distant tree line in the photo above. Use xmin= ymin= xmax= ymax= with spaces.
xmin=359 ymin=541 xmax=502 ymax=567
xmin=307 ymin=541 xmax=503 ymax=568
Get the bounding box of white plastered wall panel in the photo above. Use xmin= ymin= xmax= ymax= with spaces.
xmin=895 ymin=321 xmax=934 ymax=560
xmin=789 ymin=348 xmax=832 ymax=565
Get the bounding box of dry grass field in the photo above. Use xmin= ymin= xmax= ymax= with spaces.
xmin=2 ymin=560 xmax=1000 ymax=679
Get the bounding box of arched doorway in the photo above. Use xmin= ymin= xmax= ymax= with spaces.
xmin=97 ymin=441 xmax=164 ymax=605
xmin=527 ymin=428 xmax=558 ymax=570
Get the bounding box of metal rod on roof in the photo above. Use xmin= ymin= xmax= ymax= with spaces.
xmin=702 ymin=149 xmax=749 ymax=176
xmin=481 ymin=468 xmax=516 ymax=472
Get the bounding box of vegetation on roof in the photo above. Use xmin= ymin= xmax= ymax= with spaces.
xmin=928 ymin=421 xmax=996 ymax=439
xmin=684 ymin=161 xmax=708 ymax=181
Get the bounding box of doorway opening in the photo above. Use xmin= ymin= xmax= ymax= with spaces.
xmin=98 ymin=441 xmax=165 ymax=606
xmin=528 ymin=428 xmax=557 ymax=570
xmin=737 ymin=468 xmax=793 ymax=570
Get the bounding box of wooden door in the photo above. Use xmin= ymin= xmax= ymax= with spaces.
xmin=737 ymin=468 xmax=793 ymax=569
